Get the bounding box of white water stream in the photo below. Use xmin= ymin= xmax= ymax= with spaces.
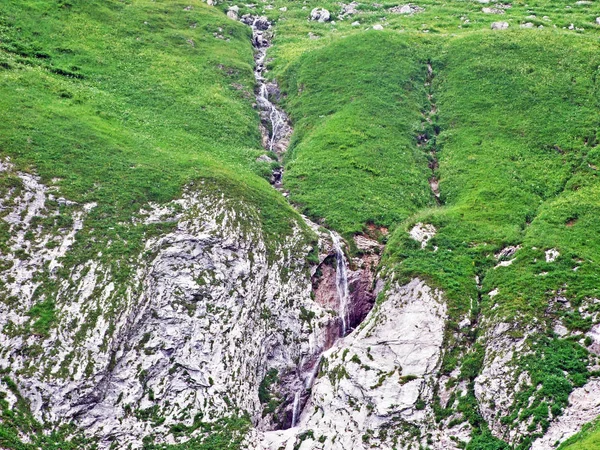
xmin=291 ymin=391 xmax=301 ymax=427
xmin=246 ymin=16 xmax=291 ymax=162
xmin=243 ymin=14 xmax=353 ymax=431
xmin=330 ymin=231 xmax=350 ymax=336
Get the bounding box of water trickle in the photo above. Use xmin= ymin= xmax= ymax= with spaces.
xmin=243 ymin=14 xmax=292 ymax=187
xmin=330 ymin=232 xmax=350 ymax=336
xmin=304 ymin=358 xmax=321 ymax=389
xmin=291 ymin=391 xmax=301 ymax=427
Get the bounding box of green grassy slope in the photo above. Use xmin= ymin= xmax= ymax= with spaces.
xmin=560 ymin=419 xmax=600 ymax=450
xmin=0 ymin=0 xmax=297 ymax=243
xmin=280 ymin=32 xmax=434 ymax=235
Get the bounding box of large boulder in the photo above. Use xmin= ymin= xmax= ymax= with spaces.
xmin=310 ymin=7 xmax=331 ymax=22
xmin=491 ymin=21 xmax=509 ymax=29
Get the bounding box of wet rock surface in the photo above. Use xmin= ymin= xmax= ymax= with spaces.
xmin=247 ymin=278 xmax=451 ymax=449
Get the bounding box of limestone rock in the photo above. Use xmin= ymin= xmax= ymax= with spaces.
xmin=248 ymin=278 xmax=450 ymax=449
xmin=389 ymin=3 xmax=424 ymax=14
xmin=227 ymin=5 xmax=239 ymax=20
xmin=409 ymin=222 xmax=436 ymax=248
xmin=310 ymin=8 xmax=331 ymax=22
xmin=545 ymin=248 xmax=559 ymax=262
xmin=531 ymin=380 xmax=600 ymax=449
xmin=491 ymin=21 xmax=509 ymax=29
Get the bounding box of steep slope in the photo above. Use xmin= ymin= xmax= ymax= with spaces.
xmin=2 ymin=0 xmax=600 ymax=449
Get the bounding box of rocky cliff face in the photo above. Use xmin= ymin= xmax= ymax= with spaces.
xmin=0 ymin=159 xmax=389 ymax=448
xmin=1 ymin=157 xmax=598 ymax=449
xmin=247 ymin=278 xmax=460 ymax=450
xmin=0 ymin=160 xmax=339 ymax=447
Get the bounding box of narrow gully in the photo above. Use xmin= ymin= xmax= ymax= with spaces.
xmin=419 ymin=61 xmax=442 ymax=204
xmin=241 ymin=14 xmax=376 ymax=430
xmin=242 ymin=14 xmax=292 ymax=189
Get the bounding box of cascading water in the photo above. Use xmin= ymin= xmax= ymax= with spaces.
xmin=305 ymin=358 xmax=321 ymax=389
xmin=241 ymin=14 xmax=365 ymax=431
xmin=330 ymin=231 xmax=350 ymax=336
xmin=291 ymin=391 xmax=301 ymax=427
xmin=242 ymin=14 xmax=292 ymax=187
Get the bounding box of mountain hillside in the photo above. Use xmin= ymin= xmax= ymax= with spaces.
xmin=1 ymin=0 xmax=600 ymax=449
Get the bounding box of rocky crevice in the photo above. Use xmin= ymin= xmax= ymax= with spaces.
xmin=240 ymin=13 xmax=383 ymax=432
xmin=418 ymin=61 xmax=442 ymax=204
xmin=243 ymin=14 xmax=292 ymax=190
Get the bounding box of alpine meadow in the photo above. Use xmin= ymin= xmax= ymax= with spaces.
xmin=1 ymin=0 xmax=600 ymax=449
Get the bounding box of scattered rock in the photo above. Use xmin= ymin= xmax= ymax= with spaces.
xmin=389 ymin=3 xmax=424 ymax=14
xmin=340 ymin=1 xmax=360 ymax=16
xmin=253 ymin=16 xmax=270 ymax=30
xmin=372 ymin=23 xmax=384 ymax=30
xmin=351 ymin=20 xmax=360 ymax=26
xmin=459 ymin=317 xmax=471 ymax=328
xmin=495 ymin=258 xmax=516 ymax=269
xmin=310 ymin=7 xmax=331 ymax=22
xmin=553 ymin=323 xmax=568 ymax=337
xmin=520 ymin=22 xmax=534 ymax=28
xmin=482 ymin=7 xmax=505 ymax=14
xmin=227 ymin=6 xmax=239 ymax=20
xmin=495 ymin=245 xmax=520 ymax=260
xmin=279 ymin=6 xmax=287 ymax=11
xmin=586 ymin=323 xmax=600 ymax=355
xmin=491 ymin=21 xmax=509 ymax=29
xmin=596 ymin=17 xmax=600 ymax=25
xmin=409 ymin=223 xmax=436 ymax=248
xmin=545 ymin=248 xmax=559 ymax=262
xmin=256 ymin=154 xmax=273 ymax=163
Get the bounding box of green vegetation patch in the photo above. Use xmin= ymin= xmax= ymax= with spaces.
xmin=279 ymin=32 xmax=434 ymax=236
xmin=559 ymin=417 xmax=600 ymax=450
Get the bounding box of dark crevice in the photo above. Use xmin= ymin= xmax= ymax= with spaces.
xmin=418 ymin=60 xmax=442 ymax=205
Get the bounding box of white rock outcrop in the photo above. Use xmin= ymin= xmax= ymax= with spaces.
xmin=0 ymin=164 xmax=335 ymax=448
xmin=409 ymin=223 xmax=436 ymax=248
xmin=310 ymin=8 xmax=331 ymax=22
xmin=249 ymin=278 xmax=450 ymax=449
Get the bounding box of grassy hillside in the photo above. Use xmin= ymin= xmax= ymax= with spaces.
xmin=3 ymin=0 xmax=600 ymax=447
xmin=279 ymin=32 xmax=434 ymax=236
xmin=560 ymin=419 xmax=600 ymax=450
xmin=0 ymin=0 xmax=299 ymax=246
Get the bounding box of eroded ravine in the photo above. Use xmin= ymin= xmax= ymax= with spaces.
xmin=419 ymin=61 xmax=442 ymax=203
xmin=241 ymin=13 xmax=380 ymax=431
xmin=242 ymin=14 xmax=292 ymax=189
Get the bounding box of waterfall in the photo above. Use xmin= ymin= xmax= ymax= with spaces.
xmin=246 ymin=15 xmax=291 ymax=160
xmin=291 ymin=391 xmax=301 ymax=427
xmin=305 ymin=358 xmax=321 ymax=389
xmin=330 ymin=232 xmax=350 ymax=336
